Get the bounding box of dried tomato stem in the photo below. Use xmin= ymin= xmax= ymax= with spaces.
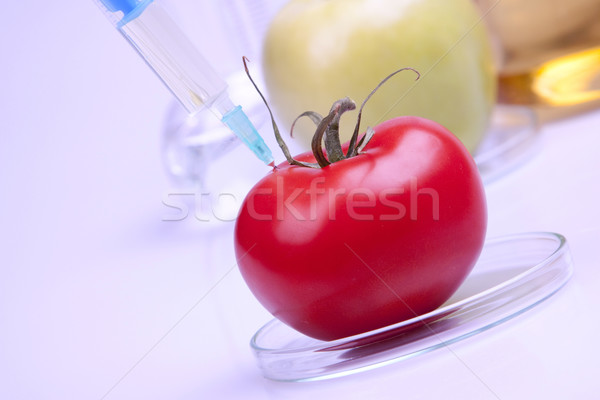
xmin=244 ymin=56 xmax=419 ymax=169
xmin=243 ymin=57 xmax=319 ymax=168
xmin=311 ymin=106 xmax=339 ymax=167
xmin=324 ymin=98 xmax=356 ymax=163
xmin=290 ymin=111 xmax=323 ymax=138
xmin=347 ymin=67 xmax=420 ymax=157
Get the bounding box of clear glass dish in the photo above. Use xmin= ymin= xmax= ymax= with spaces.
xmin=250 ymin=232 xmax=573 ymax=382
xmin=474 ymin=105 xmax=539 ymax=184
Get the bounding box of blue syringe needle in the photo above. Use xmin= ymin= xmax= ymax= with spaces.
xmin=94 ymin=0 xmax=274 ymax=165
xmin=221 ymin=105 xmax=274 ymax=165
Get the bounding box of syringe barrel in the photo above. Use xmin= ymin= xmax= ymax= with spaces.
xmin=95 ymin=0 xmax=274 ymax=165
xmin=97 ymin=0 xmax=228 ymax=114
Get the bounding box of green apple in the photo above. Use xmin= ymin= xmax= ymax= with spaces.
xmin=262 ymin=0 xmax=497 ymax=153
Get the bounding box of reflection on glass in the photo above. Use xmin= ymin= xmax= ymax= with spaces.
xmin=251 ymin=232 xmax=573 ymax=382
xmin=475 ymin=0 xmax=600 ymax=121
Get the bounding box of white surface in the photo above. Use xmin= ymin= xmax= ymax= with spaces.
xmin=1 ymin=1 xmax=599 ymax=399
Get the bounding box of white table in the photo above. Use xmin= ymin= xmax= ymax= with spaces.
xmin=1 ymin=2 xmax=598 ymax=399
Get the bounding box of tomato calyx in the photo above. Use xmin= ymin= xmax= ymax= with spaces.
xmin=243 ymin=56 xmax=420 ymax=168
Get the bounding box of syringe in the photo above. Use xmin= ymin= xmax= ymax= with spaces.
xmin=94 ymin=0 xmax=274 ymax=165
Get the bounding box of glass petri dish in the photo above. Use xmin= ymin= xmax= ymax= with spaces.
xmin=474 ymin=105 xmax=540 ymax=184
xmin=250 ymin=232 xmax=573 ymax=382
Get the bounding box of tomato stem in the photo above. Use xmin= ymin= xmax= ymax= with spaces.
xmin=346 ymin=67 xmax=421 ymax=157
xmin=324 ymin=98 xmax=355 ymax=163
xmin=310 ymin=105 xmax=338 ymax=167
xmin=244 ymin=56 xmax=420 ymax=169
xmin=243 ymin=56 xmax=319 ymax=168
xmin=290 ymin=111 xmax=322 ymax=139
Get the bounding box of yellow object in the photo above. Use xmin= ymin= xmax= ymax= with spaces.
xmin=262 ymin=0 xmax=497 ymax=153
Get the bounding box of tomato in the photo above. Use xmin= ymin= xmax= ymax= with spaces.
xmin=234 ymin=93 xmax=487 ymax=340
xmin=262 ymin=0 xmax=497 ymax=153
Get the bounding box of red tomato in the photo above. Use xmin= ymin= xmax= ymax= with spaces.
xmin=234 ymin=116 xmax=487 ymax=341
